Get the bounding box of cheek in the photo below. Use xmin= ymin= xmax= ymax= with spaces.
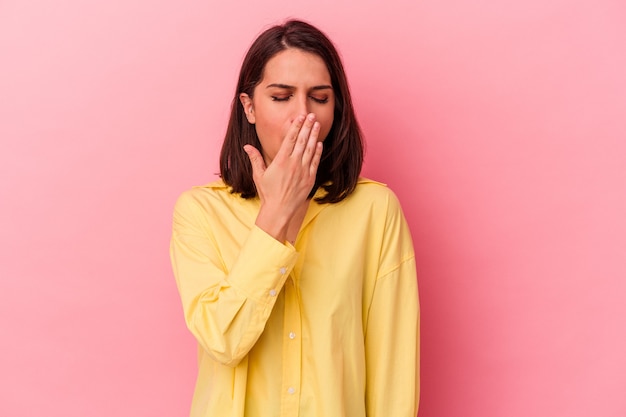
xmin=318 ymin=112 xmax=335 ymax=142
xmin=255 ymin=111 xmax=285 ymax=138
xmin=254 ymin=112 xmax=291 ymax=155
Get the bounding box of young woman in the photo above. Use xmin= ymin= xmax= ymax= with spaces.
xmin=170 ymin=19 xmax=419 ymax=417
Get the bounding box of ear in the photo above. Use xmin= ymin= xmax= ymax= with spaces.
xmin=239 ymin=93 xmax=256 ymax=124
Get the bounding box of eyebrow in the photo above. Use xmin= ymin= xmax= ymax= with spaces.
xmin=266 ymin=83 xmax=333 ymax=91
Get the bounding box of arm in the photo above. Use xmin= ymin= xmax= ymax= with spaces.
xmin=171 ymin=113 xmax=322 ymax=367
xmin=364 ymin=194 xmax=420 ymax=416
xmin=170 ymin=192 xmax=298 ymax=367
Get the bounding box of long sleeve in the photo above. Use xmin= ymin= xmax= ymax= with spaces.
xmin=172 ymin=179 xmax=419 ymax=417
xmin=364 ymin=192 xmax=420 ymax=416
xmin=170 ymin=190 xmax=298 ymax=367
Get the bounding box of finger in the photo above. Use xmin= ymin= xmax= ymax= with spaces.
xmin=275 ymin=114 xmax=306 ymax=160
xmin=309 ymin=141 xmax=323 ymax=177
xmin=301 ymin=121 xmax=320 ymax=166
xmin=292 ymin=113 xmax=316 ymax=157
xmin=243 ymin=145 xmax=266 ymax=179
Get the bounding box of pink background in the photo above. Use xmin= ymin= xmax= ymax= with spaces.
xmin=1 ymin=1 xmax=625 ymax=416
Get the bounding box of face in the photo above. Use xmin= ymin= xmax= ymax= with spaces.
xmin=240 ymin=48 xmax=335 ymax=165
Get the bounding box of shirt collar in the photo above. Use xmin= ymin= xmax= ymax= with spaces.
xmin=194 ymin=177 xmax=382 ymax=191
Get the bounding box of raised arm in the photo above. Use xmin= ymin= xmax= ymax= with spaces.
xmin=170 ymin=194 xmax=298 ymax=367
xmin=170 ymin=113 xmax=323 ymax=367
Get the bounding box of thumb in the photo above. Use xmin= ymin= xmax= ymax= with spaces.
xmin=243 ymin=145 xmax=266 ymax=177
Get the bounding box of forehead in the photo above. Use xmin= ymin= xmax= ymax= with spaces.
xmin=260 ymin=48 xmax=331 ymax=85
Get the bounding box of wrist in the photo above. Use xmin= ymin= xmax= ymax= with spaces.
xmin=255 ymin=204 xmax=290 ymax=243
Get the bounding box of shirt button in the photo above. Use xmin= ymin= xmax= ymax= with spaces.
xmin=279 ymin=267 xmax=287 ymax=275
xmin=287 ymin=387 xmax=295 ymax=395
xmin=288 ymin=332 xmax=296 ymax=339
xmin=269 ymin=289 xmax=277 ymax=297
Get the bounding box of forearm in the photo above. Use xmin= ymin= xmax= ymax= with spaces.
xmin=171 ymin=193 xmax=298 ymax=366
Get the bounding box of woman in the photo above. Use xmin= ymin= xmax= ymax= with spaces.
xmin=170 ymin=19 xmax=419 ymax=417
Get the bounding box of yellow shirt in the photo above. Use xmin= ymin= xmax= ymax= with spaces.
xmin=170 ymin=178 xmax=420 ymax=417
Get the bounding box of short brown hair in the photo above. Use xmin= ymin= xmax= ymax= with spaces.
xmin=219 ymin=19 xmax=364 ymax=204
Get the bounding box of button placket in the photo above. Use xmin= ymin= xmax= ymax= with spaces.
xmin=279 ymin=277 xmax=302 ymax=415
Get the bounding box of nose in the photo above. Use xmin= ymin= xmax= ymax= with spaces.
xmin=293 ymin=95 xmax=310 ymax=121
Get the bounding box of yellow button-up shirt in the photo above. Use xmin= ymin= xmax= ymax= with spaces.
xmin=170 ymin=178 xmax=419 ymax=417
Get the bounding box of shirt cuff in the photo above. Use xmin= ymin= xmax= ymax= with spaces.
xmin=228 ymin=225 xmax=299 ymax=305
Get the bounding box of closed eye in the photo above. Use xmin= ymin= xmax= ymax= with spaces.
xmin=311 ymin=96 xmax=329 ymax=104
xmin=271 ymin=95 xmax=292 ymax=102
xmin=270 ymin=95 xmax=329 ymax=104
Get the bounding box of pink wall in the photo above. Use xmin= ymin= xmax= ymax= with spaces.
xmin=1 ymin=1 xmax=625 ymax=416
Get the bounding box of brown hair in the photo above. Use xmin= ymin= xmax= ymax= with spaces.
xmin=219 ymin=19 xmax=364 ymax=204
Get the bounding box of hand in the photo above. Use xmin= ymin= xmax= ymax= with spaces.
xmin=243 ymin=113 xmax=323 ymax=242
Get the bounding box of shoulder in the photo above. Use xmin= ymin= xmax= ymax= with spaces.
xmin=352 ymin=178 xmax=414 ymax=261
xmin=323 ymin=177 xmax=407 ymax=227
xmin=178 ymin=179 xmax=229 ymax=199
xmin=173 ymin=179 xmax=244 ymax=217
xmin=346 ymin=177 xmax=404 ymax=212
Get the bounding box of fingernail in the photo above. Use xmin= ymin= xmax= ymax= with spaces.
xmin=307 ymin=113 xmax=315 ymax=121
